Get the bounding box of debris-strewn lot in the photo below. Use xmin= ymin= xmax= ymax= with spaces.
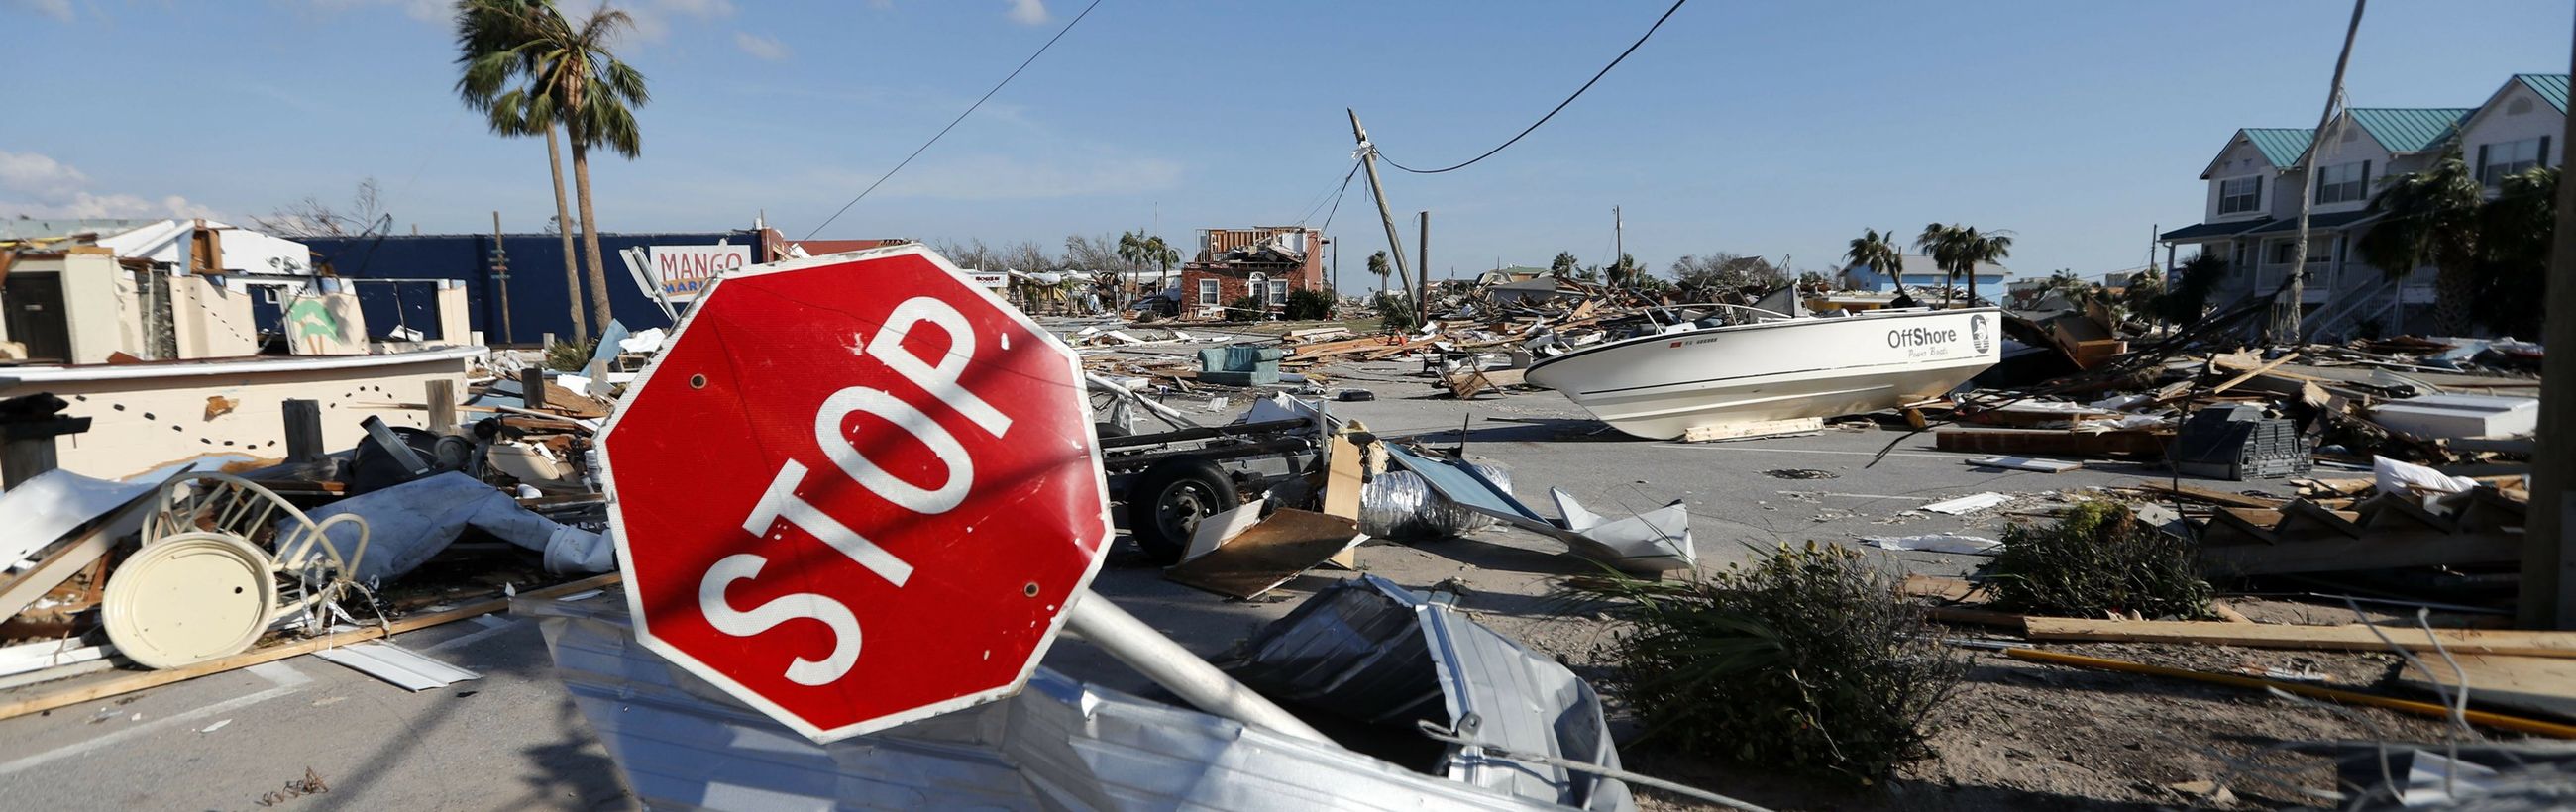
xmin=2 ymin=286 xmax=2561 ymax=810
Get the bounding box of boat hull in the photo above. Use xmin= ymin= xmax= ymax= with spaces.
xmin=1524 ymin=309 xmax=2000 ymax=440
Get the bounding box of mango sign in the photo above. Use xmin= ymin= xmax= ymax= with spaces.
xmin=648 ymin=245 xmax=753 ymax=303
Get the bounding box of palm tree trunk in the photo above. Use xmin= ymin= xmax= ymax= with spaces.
xmin=545 ymin=123 xmax=587 ymax=344
xmin=571 ymin=140 xmax=614 ymax=333
xmin=2433 ymin=262 xmax=2476 ymax=335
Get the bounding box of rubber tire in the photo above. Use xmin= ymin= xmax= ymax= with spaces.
xmin=1125 ymin=456 xmax=1235 ymax=564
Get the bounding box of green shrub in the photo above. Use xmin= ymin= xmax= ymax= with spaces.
xmin=1988 ymin=501 xmax=2214 ymax=619
xmin=1226 ymin=295 xmax=1266 ymax=321
xmin=1373 ymin=292 xmax=1419 ymax=332
xmin=1568 ymin=543 xmax=1965 ymax=783
xmin=544 ymin=340 xmax=591 ymax=372
xmin=1283 ymin=288 xmax=1335 ymax=320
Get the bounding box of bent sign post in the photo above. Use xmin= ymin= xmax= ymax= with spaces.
xmin=600 ymin=246 xmax=1322 ymax=744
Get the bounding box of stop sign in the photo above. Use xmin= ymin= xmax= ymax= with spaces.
xmin=598 ymin=246 xmax=1112 ymax=742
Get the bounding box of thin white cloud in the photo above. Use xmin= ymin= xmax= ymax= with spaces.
xmin=732 ymin=31 xmax=790 ymax=61
xmin=876 ymin=153 xmax=1180 ymax=201
xmin=7 ymin=0 xmax=72 ymax=22
xmin=1004 ymin=0 xmax=1047 ymax=26
xmin=298 ymin=0 xmax=449 ymax=23
xmin=0 ymin=150 xmax=89 ymax=198
xmin=0 ymin=149 xmax=219 ymax=220
xmin=560 ymin=0 xmax=736 ymax=45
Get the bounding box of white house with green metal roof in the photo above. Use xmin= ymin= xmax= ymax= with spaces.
xmin=2159 ymin=73 xmax=2566 ymax=338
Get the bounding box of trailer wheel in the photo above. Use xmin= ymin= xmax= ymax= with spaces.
xmin=1126 ymin=457 xmax=1235 ymax=564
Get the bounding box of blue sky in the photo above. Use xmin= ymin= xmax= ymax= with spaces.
xmin=3 ymin=0 xmax=2568 ymax=288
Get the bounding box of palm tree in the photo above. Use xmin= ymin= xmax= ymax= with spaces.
xmin=455 ymin=0 xmax=586 ymax=343
xmin=458 ymin=0 xmax=649 ymax=336
xmin=2157 ymin=252 xmax=2226 ymax=329
xmin=1913 ymin=224 xmax=1961 ymax=305
xmin=2358 ymin=149 xmax=2484 ymax=334
xmin=1842 ymin=228 xmax=1903 ymax=290
xmin=1366 ymin=251 xmax=1391 ymax=292
xmin=1959 ymin=228 xmax=2013 ymax=306
xmin=2475 ymin=165 xmax=2556 ymax=337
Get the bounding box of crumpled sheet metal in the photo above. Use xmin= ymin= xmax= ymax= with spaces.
xmin=1222 ymin=576 xmax=1635 ymax=811
xmin=296 ymin=472 xmax=614 ymax=583
xmin=1380 ymin=445 xmax=1694 ymax=573
xmin=520 ymin=595 xmax=1575 ymax=812
xmin=1358 ymin=465 xmax=1507 ymax=542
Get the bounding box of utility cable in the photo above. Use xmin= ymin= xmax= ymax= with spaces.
xmin=801 ymin=0 xmax=1105 ymax=243
xmin=1377 ymin=0 xmax=1687 ymax=174
xmin=1315 ymin=159 xmax=1361 ymax=233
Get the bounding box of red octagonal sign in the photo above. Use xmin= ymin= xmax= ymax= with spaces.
xmin=599 ymin=246 xmax=1111 ymax=742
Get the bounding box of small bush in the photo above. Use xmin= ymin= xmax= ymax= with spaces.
xmin=1283 ymin=288 xmax=1335 ymax=320
xmin=1988 ymin=500 xmax=2214 ymax=619
xmin=1568 ymin=542 xmax=1966 ymax=783
xmin=1226 ymin=295 xmax=1266 ymax=321
xmin=1374 ymin=292 xmax=1419 ymax=332
xmin=544 ymin=340 xmax=591 ymax=371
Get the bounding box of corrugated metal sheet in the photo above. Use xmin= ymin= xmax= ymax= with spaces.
xmin=2242 ymin=128 xmax=2316 ymax=168
xmin=2517 ymin=73 xmax=2569 ymax=114
xmin=519 ymin=594 xmax=1580 ymax=812
xmin=2348 ymin=108 xmax=2473 ymax=153
xmin=1219 ymin=576 xmax=1635 ymax=811
xmin=308 ymin=640 xmax=482 ymax=691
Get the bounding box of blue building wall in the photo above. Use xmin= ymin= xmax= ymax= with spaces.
xmin=302 ymin=230 xmax=764 ymax=344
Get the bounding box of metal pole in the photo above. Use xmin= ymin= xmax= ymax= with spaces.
xmin=1065 ymin=590 xmax=1334 ymax=744
xmin=2279 ymin=0 xmax=2367 ymax=344
xmin=1613 ymin=205 xmax=1622 ymax=285
xmin=2519 ymin=9 xmax=2576 ymax=631
xmin=1347 ymin=109 xmax=1416 ymax=313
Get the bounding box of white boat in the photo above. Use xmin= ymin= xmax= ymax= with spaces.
xmin=1524 ymin=305 xmax=2001 ymax=440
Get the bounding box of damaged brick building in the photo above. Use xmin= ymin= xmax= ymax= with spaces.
xmin=1179 ymin=227 xmax=1325 ymax=318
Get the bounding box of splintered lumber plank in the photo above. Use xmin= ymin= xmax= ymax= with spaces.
xmin=1934 ymin=428 xmax=2171 ymax=457
xmin=2197 ymin=531 xmax=2522 ymax=576
xmin=1900 ymin=574 xmax=1986 ymax=603
xmin=2138 ymin=482 xmax=2286 ymax=510
xmin=2023 ymin=617 xmax=2576 ymax=658
xmin=1318 ymin=433 xmax=1365 ymax=570
xmin=2397 ymin=655 xmax=2576 ymax=722
xmin=0 ymin=572 xmax=622 ymax=722
xmin=2204 ymin=352 xmax=2300 ymax=396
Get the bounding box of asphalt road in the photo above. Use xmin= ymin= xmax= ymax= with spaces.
xmin=0 ymin=358 xmax=2298 ymax=810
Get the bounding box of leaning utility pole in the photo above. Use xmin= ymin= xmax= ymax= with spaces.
xmin=490 ymin=211 xmax=515 ymax=346
xmin=2521 ymin=9 xmax=2576 ymax=631
xmin=2279 ymin=0 xmax=2367 ymax=344
xmin=1417 ymin=210 xmax=1432 ymax=326
xmin=1613 ymin=205 xmax=1624 ymax=286
xmin=1347 ymin=109 xmax=1416 ymax=308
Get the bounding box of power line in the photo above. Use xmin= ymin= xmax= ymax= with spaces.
xmin=1377 ymin=0 xmax=1686 ymax=174
xmin=1291 ymin=158 xmax=1360 ymax=225
xmin=800 ymin=0 xmax=1106 ymax=243
xmin=1316 ymin=160 xmax=1360 ymax=233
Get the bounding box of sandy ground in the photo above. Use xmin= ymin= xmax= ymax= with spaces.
xmin=0 ymin=351 xmax=2533 ymax=810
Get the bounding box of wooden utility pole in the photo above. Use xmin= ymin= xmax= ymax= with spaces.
xmin=1417 ymin=210 xmax=1431 ymax=326
xmin=1613 ymin=205 xmax=1624 ymax=285
xmin=491 ymin=211 xmax=515 ymax=346
xmin=2279 ymin=0 xmax=2366 ymax=344
xmin=2521 ymin=9 xmax=2576 ymax=631
xmin=1346 ymin=109 xmax=1416 ymax=310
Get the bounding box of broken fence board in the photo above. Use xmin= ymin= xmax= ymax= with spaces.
xmin=2023 ymin=618 xmax=2576 ymax=659
xmin=0 ymin=572 xmax=621 ymax=722
xmin=1967 ymin=457 xmax=2084 ymax=473
xmin=1162 ymin=509 xmax=1362 ymax=600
